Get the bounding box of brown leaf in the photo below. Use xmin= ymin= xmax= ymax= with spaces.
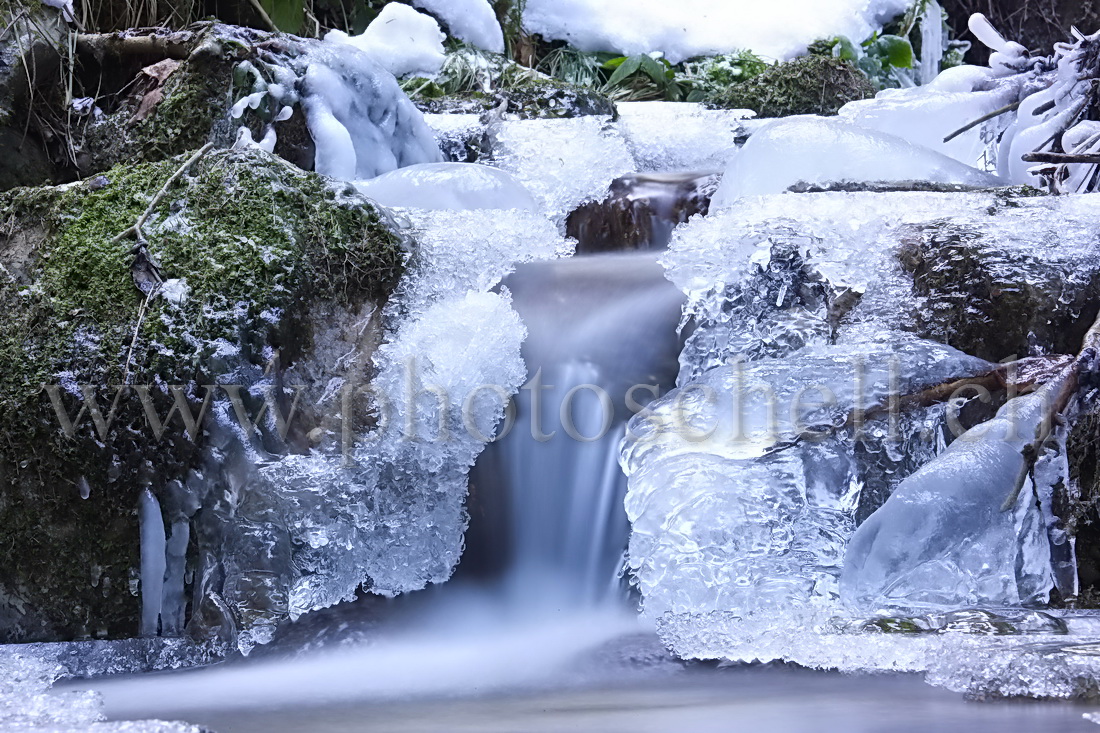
xmin=130 ymin=87 xmax=165 ymax=123
xmin=140 ymin=58 xmax=181 ymax=84
xmin=128 ymin=59 xmax=181 ymax=123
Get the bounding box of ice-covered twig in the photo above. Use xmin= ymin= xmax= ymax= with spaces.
xmin=1000 ymin=312 xmax=1100 ymax=510
xmin=113 ymin=143 xmax=214 ymax=245
xmin=763 ymin=356 xmax=1071 ymax=456
xmin=942 ymin=100 xmax=1021 ymax=144
xmin=1022 ymin=151 xmax=1100 ymax=165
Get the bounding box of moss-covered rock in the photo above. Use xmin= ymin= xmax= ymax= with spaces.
xmin=707 ymin=55 xmax=876 ymax=117
xmin=0 ymin=146 xmax=403 ymax=642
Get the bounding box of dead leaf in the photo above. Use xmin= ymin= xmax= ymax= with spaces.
xmin=141 ymin=58 xmax=181 ymax=84
xmin=128 ymin=59 xmax=181 ymax=124
xmin=131 ymin=87 xmax=165 ymax=123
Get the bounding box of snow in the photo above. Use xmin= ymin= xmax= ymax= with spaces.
xmin=411 ymin=0 xmax=504 ymax=53
xmin=521 ymin=0 xmax=912 ymax=64
xmin=353 ymin=163 xmax=539 ymax=211
xmin=711 ymin=117 xmax=1003 ymax=206
xmin=326 ymin=3 xmax=446 ymax=78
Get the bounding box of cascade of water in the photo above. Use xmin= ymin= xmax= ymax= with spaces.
xmin=466 ymin=253 xmax=685 ymax=608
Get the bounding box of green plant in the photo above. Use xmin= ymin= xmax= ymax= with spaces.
xmin=678 ymin=50 xmax=770 ymax=102
xmin=600 ymin=53 xmax=686 ymax=102
xmin=821 ymin=32 xmax=915 ymax=88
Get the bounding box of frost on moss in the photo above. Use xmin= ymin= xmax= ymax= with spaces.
xmin=707 ymin=55 xmax=876 ymax=117
xmin=0 ymin=147 xmax=403 ymax=642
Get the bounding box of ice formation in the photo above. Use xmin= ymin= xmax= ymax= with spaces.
xmin=615 ymin=102 xmax=752 ymax=173
xmin=621 ymin=337 xmax=991 ymax=618
xmin=138 ymin=490 xmax=166 ymax=638
xmin=840 ymin=14 xmax=1100 ymax=191
xmin=353 ymin=163 xmax=539 ymax=211
xmin=204 ymin=193 xmax=570 ymax=650
xmin=842 ymin=377 xmax=1064 ymax=608
xmin=489 ymin=116 xmax=635 ymax=218
xmin=411 ymin=0 xmax=504 ymax=53
xmin=0 ymin=644 xmax=205 ymax=732
xmin=325 ymin=3 xmax=446 ymax=78
xmin=521 ymin=0 xmax=911 ymax=64
xmin=624 ymin=188 xmax=1100 ymax=652
xmin=299 ymin=42 xmax=443 ymax=179
xmin=711 ymin=117 xmax=1003 ymax=206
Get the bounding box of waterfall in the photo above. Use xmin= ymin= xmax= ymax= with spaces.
xmin=466 ymin=253 xmax=685 ymax=608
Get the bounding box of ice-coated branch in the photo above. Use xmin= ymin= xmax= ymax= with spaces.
xmin=1000 ymin=310 xmax=1100 ymax=510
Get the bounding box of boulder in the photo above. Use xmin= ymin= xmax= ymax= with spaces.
xmin=0 ymin=146 xmax=403 ymax=644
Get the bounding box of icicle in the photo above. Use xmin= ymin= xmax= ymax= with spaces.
xmin=919 ymin=0 xmax=943 ymax=85
xmin=138 ymin=489 xmax=167 ymax=637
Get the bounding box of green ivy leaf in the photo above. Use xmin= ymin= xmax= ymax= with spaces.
xmin=870 ymin=35 xmax=914 ymax=68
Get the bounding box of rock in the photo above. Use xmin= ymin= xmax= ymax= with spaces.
xmin=706 ymin=56 xmax=876 ymax=118
xmin=566 ymin=172 xmax=720 ymax=253
xmin=897 ymin=193 xmax=1100 ymax=362
xmin=0 ymin=147 xmax=404 ymax=644
xmin=0 ymin=7 xmax=66 ymax=190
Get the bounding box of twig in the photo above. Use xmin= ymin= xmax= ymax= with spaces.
xmin=122 ymin=288 xmax=156 ymax=384
xmin=943 ymin=100 xmax=1022 ymax=143
xmin=0 ymin=10 xmax=27 ymax=42
xmin=1022 ymin=151 xmax=1100 ymax=164
xmin=113 ymin=143 xmax=214 ymax=244
xmin=1000 ymin=313 xmax=1100 ymax=511
xmin=245 ymin=0 xmax=280 ymax=33
xmin=75 ymin=31 xmax=193 ymax=60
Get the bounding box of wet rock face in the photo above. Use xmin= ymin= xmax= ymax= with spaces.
xmin=706 ymin=56 xmax=876 ymax=118
xmin=0 ymin=148 xmax=403 ymax=643
xmin=566 ymin=172 xmax=720 ymax=253
xmin=898 ymin=218 xmax=1100 ymax=363
xmin=1068 ymin=408 xmax=1100 ymax=603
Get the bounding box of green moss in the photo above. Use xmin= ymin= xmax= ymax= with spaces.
xmin=707 ymin=55 xmax=876 ymax=117
xmin=0 ymin=147 xmax=403 ymax=641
